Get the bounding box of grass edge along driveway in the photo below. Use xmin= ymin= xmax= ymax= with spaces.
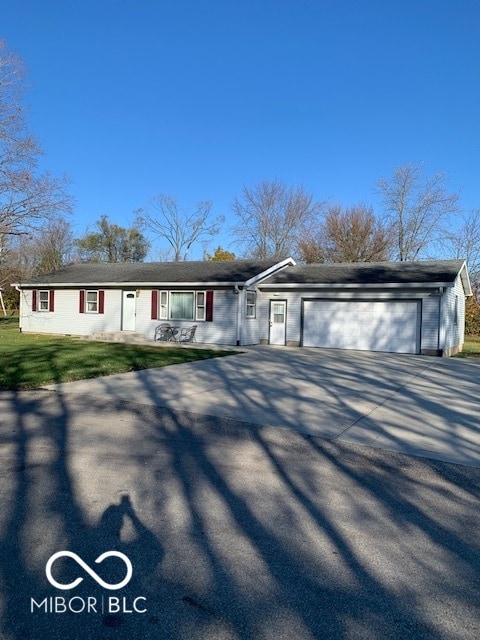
xmin=0 ymin=317 xmax=237 ymax=390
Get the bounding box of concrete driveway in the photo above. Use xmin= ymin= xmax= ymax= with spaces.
xmin=1 ymin=349 xmax=479 ymax=639
xmin=44 ymin=346 xmax=480 ymax=468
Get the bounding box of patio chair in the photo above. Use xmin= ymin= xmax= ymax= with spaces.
xmin=154 ymin=323 xmax=177 ymax=342
xmin=178 ymin=325 xmax=197 ymax=344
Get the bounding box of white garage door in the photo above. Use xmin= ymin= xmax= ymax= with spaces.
xmin=303 ymin=300 xmax=420 ymax=354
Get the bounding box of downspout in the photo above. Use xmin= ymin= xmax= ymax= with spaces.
xmin=437 ymin=287 xmax=444 ymax=355
xmin=234 ymin=285 xmax=242 ymax=346
xmin=15 ymin=285 xmax=22 ymax=332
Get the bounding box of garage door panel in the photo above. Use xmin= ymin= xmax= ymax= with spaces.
xmin=303 ymin=300 xmax=419 ymax=354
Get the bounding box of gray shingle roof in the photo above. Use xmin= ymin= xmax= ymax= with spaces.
xmin=261 ymin=260 xmax=466 ymax=285
xmin=18 ymin=259 xmax=283 ymax=285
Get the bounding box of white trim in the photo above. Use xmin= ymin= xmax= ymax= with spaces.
xmin=245 ymin=257 xmax=296 ymax=287
xmin=459 ymin=261 xmax=473 ymax=297
xmin=38 ymin=289 xmax=50 ymax=312
xmin=85 ymin=290 xmax=99 ymax=314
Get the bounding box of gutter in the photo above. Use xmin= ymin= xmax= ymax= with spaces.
xmin=12 ymin=280 xmax=251 ymax=289
xmin=258 ymin=281 xmax=456 ymax=290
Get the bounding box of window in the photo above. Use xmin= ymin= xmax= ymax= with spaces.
xmin=454 ymin=295 xmax=459 ymax=326
xmin=246 ymin=291 xmax=256 ymax=318
xmin=39 ymin=290 xmax=50 ymax=311
xmin=86 ymin=290 xmax=98 ymax=313
xmin=273 ymin=303 xmax=285 ymax=323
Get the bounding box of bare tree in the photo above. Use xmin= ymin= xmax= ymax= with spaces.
xmin=376 ymin=163 xmax=459 ymax=261
xmin=0 ymin=40 xmax=73 ymax=242
xmin=231 ymin=178 xmax=323 ymax=259
xmin=0 ymin=216 xmax=74 ymax=290
xmin=137 ymin=195 xmax=223 ymax=261
xmin=443 ymin=209 xmax=480 ymax=286
xmin=299 ymin=204 xmax=392 ymax=263
xmin=33 ymin=216 xmax=76 ymax=273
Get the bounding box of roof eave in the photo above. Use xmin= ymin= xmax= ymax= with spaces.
xmin=13 ymin=280 xmax=253 ymax=288
xmin=259 ymin=281 xmax=456 ymax=289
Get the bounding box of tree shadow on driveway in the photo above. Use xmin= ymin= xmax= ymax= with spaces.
xmin=0 ymin=385 xmax=479 ymax=639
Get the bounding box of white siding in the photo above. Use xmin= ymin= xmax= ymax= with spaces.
xmin=442 ymin=276 xmax=466 ymax=350
xmin=20 ymin=288 xmax=122 ymax=335
xmin=241 ymin=288 xmax=261 ymax=345
xmin=419 ymin=295 xmax=441 ymax=351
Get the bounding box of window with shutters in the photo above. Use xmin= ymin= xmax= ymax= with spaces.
xmin=34 ymin=289 xmax=54 ymax=312
xmin=153 ymin=290 xmax=212 ymax=321
xmin=80 ymin=289 xmax=104 ymax=314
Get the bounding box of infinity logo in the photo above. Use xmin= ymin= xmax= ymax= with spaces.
xmin=46 ymin=551 xmax=133 ymax=591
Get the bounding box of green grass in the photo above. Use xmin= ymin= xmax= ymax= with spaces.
xmin=455 ymin=335 xmax=480 ymax=359
xmin=0 ymin=316 xmax=236 ymax=390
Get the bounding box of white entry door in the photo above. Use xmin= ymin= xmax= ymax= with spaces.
xmin=269 ymin=300 xmax=287 ymax=345
xmin=122 ymin=290 xmax=136 ymax=331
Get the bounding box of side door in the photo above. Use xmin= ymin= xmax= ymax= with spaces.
xmin=269 ymin=300 xmax=287 ymax=345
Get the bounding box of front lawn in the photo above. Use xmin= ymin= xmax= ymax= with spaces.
xmin=455 ymin=335 xmax=480 ymax=359
xmin=0 ymin=316 xmax=236 ymax=390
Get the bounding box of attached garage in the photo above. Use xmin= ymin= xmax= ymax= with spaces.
xmin=259 ymin=260 xmax=472 ymax=357
xmin=302 ymin=299 xmax=420 ymax=354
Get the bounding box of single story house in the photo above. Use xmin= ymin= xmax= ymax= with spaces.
xmin=13 ymin=257 xmax=472 ymax=356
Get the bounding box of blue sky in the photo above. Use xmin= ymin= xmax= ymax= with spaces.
xmin=2 ymin=0 xmax=479 ymax=259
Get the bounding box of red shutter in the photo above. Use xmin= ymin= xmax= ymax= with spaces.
xmin=79 ymin=290 xmax=85 ymax=313
xmin=32 ymin=289 xmax=37 ymax=312
xmin=98 ymin=290 xmax=105 ymax=314
xmin=206 ymin=290 xmax=214 ymax=322
xmin=151 ymin=290 xmax=158 ymax=320
xmin=49 ymin=290 xmax=55 ymax=312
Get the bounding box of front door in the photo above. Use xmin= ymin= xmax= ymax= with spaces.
xmin=122 ymin=290 xmax=136 ymax=331
xmin=269 ymin=300 xmax=287 ymax=345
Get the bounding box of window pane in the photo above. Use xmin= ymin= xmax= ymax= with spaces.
xmin=171 ymin=292 xmax=194 ymax=320
xmin=273 ymin=304 xmax=284 ymax=323
xmin=160 ymin=291 xmax=168 ymax=319
xmin=197 ymin=292 xmax=205 ymax=305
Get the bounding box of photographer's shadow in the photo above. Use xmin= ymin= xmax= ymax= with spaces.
xmin=94 ymin=494 xmax=163 ymax=595
xmin=56 ymin=494 xmax=163 ymax=601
